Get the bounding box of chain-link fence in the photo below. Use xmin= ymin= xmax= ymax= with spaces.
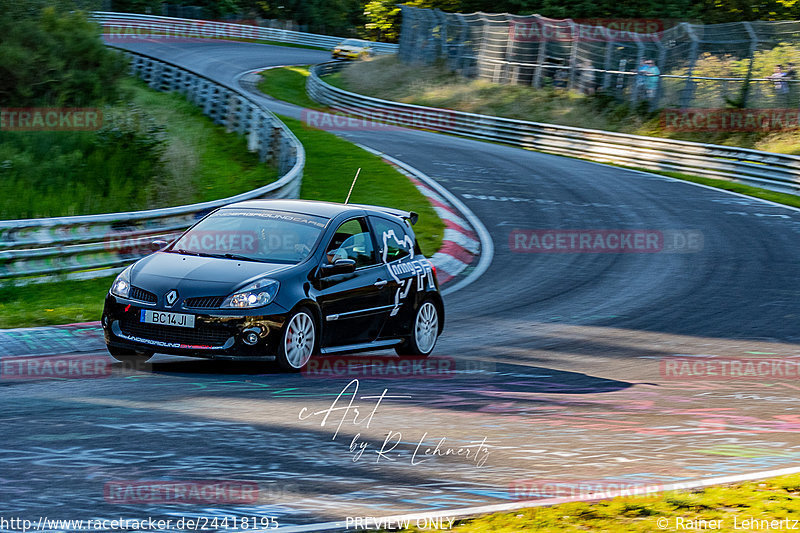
xmin=399 ymin=6 xmax=800 ymax=109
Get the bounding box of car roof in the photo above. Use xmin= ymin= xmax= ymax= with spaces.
xmin=220 ymin=199 xmax=407 ymax=222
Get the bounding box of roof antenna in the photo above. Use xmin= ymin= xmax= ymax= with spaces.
xmin=344 ymin=168 xmax=361 ymax=204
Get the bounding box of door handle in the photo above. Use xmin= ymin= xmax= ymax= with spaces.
xmin=374 ymin=279 xmax=388 ymax=287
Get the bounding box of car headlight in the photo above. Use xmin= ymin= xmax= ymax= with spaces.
xmin=221 ymin=279 xmax=280 ymax=309
xmin=110 ymin=266 xmax=132 ymax=299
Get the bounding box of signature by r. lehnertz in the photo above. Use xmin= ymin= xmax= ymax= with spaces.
xmin=298 ymin=379 xmax=491 ymax=467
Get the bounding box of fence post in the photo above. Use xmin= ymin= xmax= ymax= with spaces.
xmin=434 ymin=8 xmax=447 ymax=60
xmin=679 ymin=23 xmax=700 ymax=108
xmin=506 ymin=14 xmax=518 ymax=84
xmin=477 ymin=13 xmax=491 ymax=81
xmin=741 ymin=21 xmax=758 ymax=109
xmin=398 ymin=5 xmax=415 ymax=62
xmin=655 ymin=40 xmax=667 ymax=109
xmin=602 ymin=39 xmax=614 ymax=90
xmin=533 ymin=16 xmax=547 ymax=88
xmin=567 ymin=19 xmax=579 ymax=91
xmin=631 ymin=34 xmax=645 ymax=104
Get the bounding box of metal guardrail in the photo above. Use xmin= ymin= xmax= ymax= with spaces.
xmin=0 ymin=48 xmax=305 ymax=284
xmin=93 ymin=12 xmax=399 ymax=55
xmin=308 ymin=62 xmax=800 ymax=194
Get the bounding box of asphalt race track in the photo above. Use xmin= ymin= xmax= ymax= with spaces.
xmin=2 ymin=39 xmax=800 ymax=529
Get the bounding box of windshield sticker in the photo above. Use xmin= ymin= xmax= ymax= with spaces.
xmin=218 ymin=210 xmax=327 ymax=228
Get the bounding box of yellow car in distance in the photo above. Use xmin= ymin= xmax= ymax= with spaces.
xmin=332 ymin=39 xmax=372 ymax=60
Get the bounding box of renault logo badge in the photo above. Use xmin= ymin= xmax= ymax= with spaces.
xmin=165 ymin=290 xmax=178 ymax=306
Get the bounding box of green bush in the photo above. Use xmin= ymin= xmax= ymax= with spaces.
xmin=0 ymin=1 xmax=127 ymax=107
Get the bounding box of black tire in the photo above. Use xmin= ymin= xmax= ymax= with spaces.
xmin=277 ymin=307 xmax=317 ymax=372
xmin=395 ymin=299 xmax=440 ymax=357
xmin=107 ymin=345 xmax=154 ymax=364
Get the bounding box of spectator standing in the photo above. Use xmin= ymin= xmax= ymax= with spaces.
xmin=553 ymin=62 xmax=568 ymax=90
xmin=579 ymin=59 xmax=597 ymax=95
xmin=644 ymin=59 xmax=660 ymax=102
xmin=768 ymin=64 xmax=789 ymax=104
xmin=785 ymin=63 xmax=796 ymax=105
xmin=635 ymin=59 xmax=649 ymax=97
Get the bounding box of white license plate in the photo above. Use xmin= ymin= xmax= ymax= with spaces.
xmin=140 ymin=310 xmax=195 ymax=328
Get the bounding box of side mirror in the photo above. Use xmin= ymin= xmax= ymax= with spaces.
xmin=320 ymin=258 xmax=356 ymax=276
xmin=151 ymin=239 xmax=169 ymax=251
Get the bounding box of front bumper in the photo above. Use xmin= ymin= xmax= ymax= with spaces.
xmin=102 ymin=294 xmax=288 ymax=359
xmin=332 ymin=50 xmax=361 ymax=60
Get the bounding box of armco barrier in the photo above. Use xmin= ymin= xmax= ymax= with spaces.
xmin=0 ymin=48 xmax=305 ymax=284
xmin=307 ymin=62 xmax=800 ymax=194
xmin=93 ymin=12 xmax=398 ymax=55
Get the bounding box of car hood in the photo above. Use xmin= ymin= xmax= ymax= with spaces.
xmin=130 ymin=252 xmax=292 ymax=298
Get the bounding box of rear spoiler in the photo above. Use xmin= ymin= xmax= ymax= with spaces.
xmin=352 ymin=205 xmax=419 ymax=226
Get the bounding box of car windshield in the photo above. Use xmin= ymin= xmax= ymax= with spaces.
xmin=340 ymin=39 xmax=363 ymax=46
xmin=169 ymin=209 xmax=328 ymax=264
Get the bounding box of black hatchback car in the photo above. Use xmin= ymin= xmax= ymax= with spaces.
xmin=102 ymin=200 xmax=444 ymax=370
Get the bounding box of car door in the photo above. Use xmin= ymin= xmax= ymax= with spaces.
xmin=315 ymin=217 xmax=394 ymax=348
xmin=370 ymin=215 xmax=436 ymax=339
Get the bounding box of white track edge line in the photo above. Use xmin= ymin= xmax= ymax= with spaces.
xmin=354 ymin=143 xmax=494 ymax=296
xmin=270 ymin=465 xmax=800 ymax=532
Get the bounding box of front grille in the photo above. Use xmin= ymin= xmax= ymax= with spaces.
xmin=129 ymin=286 xmax=157 ymax=304
xmin=120 ymin=318 xmax=232 ymax=347
xmin=184 ymin=296 xmax=225 ymax=309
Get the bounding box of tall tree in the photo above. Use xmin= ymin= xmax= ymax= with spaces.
xmin=0 ymin=0 xmax=127 ymax=106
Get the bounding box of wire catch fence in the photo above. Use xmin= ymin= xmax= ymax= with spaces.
xmin=399 ymin=6 xmax=800 ymax=109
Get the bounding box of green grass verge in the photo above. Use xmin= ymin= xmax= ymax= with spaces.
xmin=257 ymin=66 xmax=320 ymax=109
xmin=381 ymin=474 xmax=800 ymax=532
xmin=324 ymin=70 xmax=347 ymax=90
xmin=119 ymin=76 xmax=279 ymax=207
xmin=0 ymin=275 xmax=115 ymax=328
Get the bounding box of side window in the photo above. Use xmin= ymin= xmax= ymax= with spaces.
xmin=371 ymin=217 xmax=412 ymax=262
xmin=325 ymin=218 xmax=376 ymax=268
